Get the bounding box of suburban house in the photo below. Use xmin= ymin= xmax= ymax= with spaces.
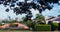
xmin=45 ymin=16 xmax=60 ymax=24
xmin=0 ymin=22 xmax=29 ymax=30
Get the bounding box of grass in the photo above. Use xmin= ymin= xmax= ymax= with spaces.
xmin=0 ymin=30 xmax=58 ymax=32
xmin=0 ymin=30 xmax=32 ymax=32
xmin=0 ymin=30 xmax=56 ymax=32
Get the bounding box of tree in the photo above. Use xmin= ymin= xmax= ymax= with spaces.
xmin=0 ymin=0 xmax=59 ymax=20
xmin=10 ymin=20 xmax=17 ymax=23
xmin=58 ymin=15 xmax=60 ymax=17
xmin=2 ymin=20 xmax=9 ymax=23
xmin=25 ymin=20 xmax=36 ymax=30
xmin=21 ymin=17 xmax=27 ymax=23
xmin=35 ymin=14 xmax=46 ymax=24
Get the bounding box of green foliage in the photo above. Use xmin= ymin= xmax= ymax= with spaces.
xmin=26 ymin=20 xmax=32 ymax=27
xmin=35 ymin=14 xmax=46 ymax=24
xmin=36 ymin=14 xmax=45 ymax=20
xmin=24 ymin=20 xmax=36 ymax=29
xmin=2 ymin=20 xmax=9 ymax=23
xmin=9 ymin=20 xmax=17 ymax=23
xmin=34 ymin=24 xmax=51 ymax=31
xmin=53 ymin=22 xmax=58 ymax=27
xmin=0 ymin=24 xmax=3 ymax=26
xmin=22 ymin=17 xmax=27 ymax=22
xmin=10 ymin=23 xmax=17 ymax=27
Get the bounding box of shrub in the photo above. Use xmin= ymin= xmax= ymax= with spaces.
xmin=10 ymin=24 xmax=18 ymax=27
xmin=2 ymin=20 xmax=9 ymax=23
xmin=26 ymin=20 xmax=32 ymax=26
xmin=9 ymin=20 xmax=17 ymax=23
xmin=34 ymin=24 xmax=51 ymax=31
xmin=51 ymin=22 xmax=58 ymax=31
xmin=0 ymin=24 xmax=3 ymax=26
xmin=53 ymin=22 xmax=58 ymax=27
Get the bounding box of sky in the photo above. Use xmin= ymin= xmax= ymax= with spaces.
xmin=0 ymin=0 xmax=60 ymax=20
xmin=42 ymin=3 xmax=60 ymax=17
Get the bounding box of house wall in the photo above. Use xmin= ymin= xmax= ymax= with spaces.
xmin=53 ymin=21 xmax=59 ymax=23
xmin=45 ymin=20 xmax=59 ymax=24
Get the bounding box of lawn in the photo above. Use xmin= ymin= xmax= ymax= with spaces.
xmin=0 ymin=30 xmax=60 ymax=32
xmin=0 ymin=30 xmax=54 ymax=32
xmin=0 ymin=30 xmax=32 ymax=32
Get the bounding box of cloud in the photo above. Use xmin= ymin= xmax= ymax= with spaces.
xmin=42 ymin=4 xmax=60 ymax=17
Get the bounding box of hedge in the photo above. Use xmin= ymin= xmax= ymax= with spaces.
xmin=34 ymin=24 xmax=51 ymax=31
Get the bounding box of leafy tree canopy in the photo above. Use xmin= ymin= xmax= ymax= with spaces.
xmin=0 ymin=0 xmax=59 ymax=20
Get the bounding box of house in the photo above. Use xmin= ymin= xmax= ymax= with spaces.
xmin=53 ymin=17 xmax=60 ymax=23
xmin=13 ymin=22 xmax=29 ymax=29
xmin=45 ymin=16 xmax=60 ymax=24
xmin=0 ymin=24 xmax=10 ymax=29
xmin=45 ymin=16 xmax=56 ymax=24
xmin=0 ymin=22 xmax=29 ymax=30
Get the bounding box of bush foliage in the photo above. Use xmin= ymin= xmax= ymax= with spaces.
xmin=0 ymin=24 xmax=3 ymax=26
xmin=34 ymin=24 xmax=51 ymax=31
xmin=53 ymin=22 xmax=58 ymax=27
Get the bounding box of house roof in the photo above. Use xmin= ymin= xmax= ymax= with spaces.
xmin=54 ymin=17 xmax=60 ymax=21
xmin=47 ymin=17 xmax=60 ymax=21
xmin=0 ymin=22 xmax=29 ymax=29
